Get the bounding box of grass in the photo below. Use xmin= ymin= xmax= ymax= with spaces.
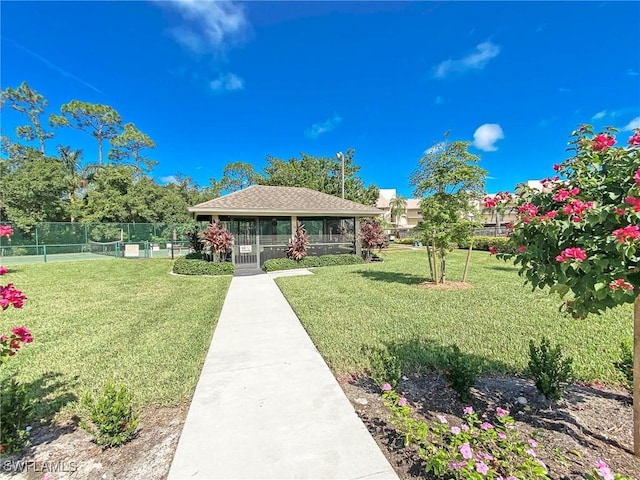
xmin=0 ymin=258 xmax=231 ymax=421
xmin=275 ymin=248 xmax=632 ymax=384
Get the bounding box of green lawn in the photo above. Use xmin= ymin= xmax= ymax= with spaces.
xmin=275 ymin=248 xmax=632 ymax=384
xmin=0 ymin=259 xmax=231 ymax=421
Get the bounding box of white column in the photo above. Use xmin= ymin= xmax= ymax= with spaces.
xmin=290 ymin=215 xmax=297 ymax=236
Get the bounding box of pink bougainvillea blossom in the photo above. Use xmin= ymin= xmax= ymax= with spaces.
xmin=0 ymin=225 xmax=13 ymax=237
xmin=489 ymin=246 xmax=498 ymax=255
xmin=628 ymin=132 xmax=640 ymax=146
xmin=517 ymin=246 xmax=527 ymax=253
xmin=592 ymin=133 xmax=616 ymax=151
xmin=612 ymin=225 xmax=640 ymax=243
xmin=0 ymin=266 xmax=8 ymax=276
xmin=609 ymin=279 xmax=633 ymax=291
xmin=518 ymin=203 xmax=538 ymax=218
xmin=555 ymin=247 xmax=588 ymax=263
xmin=615 ymin=207 xmax=627 ymax=215
xmin=624 ymin=196 xmax=640 ymax=212
xmin=11 ymin=326 xmax=33 ymax=344
xmin=0 ymin=283 xmax=27 ymax=310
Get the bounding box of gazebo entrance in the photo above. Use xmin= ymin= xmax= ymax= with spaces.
xmin=230 ymin=218 xmax=259 ymax=269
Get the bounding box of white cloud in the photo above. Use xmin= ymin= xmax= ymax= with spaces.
xmin=472 ymin=123 xmax=504 ymax=151
xmin=433 ymin=42 xmax=501 ymax=79
xmin=623 ymin=116 xmax=640 ymax=131
xmin=161 ymin=175 xmax=179 ymax=184
xmin=210 ymin=72 xmax=244 ymax=92
xmin=592 ymin=110 xmax=607 ymax=120
xmin=305 ymin=114 xmax=342 ymax=139
xmin=627 ymin=69 xmax=639 ymax=76
xmin=158 ymin=0 xmax=248 ymax=53
xmin=424 ymin=142 xmax=445 ymax=155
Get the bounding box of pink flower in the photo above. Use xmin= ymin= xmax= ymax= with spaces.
xmin=498 ymin=431 xmax=507 ymax=439
xmin=461 ymin=424 xmax=470 ymax=431
xmin=480 ymin=422 xmax=494 ymax=430
xmin=592 ymin=133 xmax=616 ymax=151
xmin=381 ymin=383 xmax=392 ymax=391
xmin=0 ymin=283 xmax=27 ymax=310
xmin=541 ymin=210 xmax=558 ymax=220
xmin=625 ymin=196 xmax=640 ymax=212
xmin=0 ymin=225 xmax=13 ymax=237
xmin=553 ymin=164 xmax=561 ymax=171
xmin=517 ymin=246 xmax=527 ymax=253
xmin=437 ymin=415 xmax=448 ymax=424
xmin=449 ymin=461 xmax=467 ymax=470
xmin=518 ymin=203 xmax=538 ymax=218
xmin=0 ymin=266 xmax=8 ymax=276
xmin=595 ymin=461 xmax=614 ymax=480
xmin=489 ymin=246 xmax=498 ymax=255
xmin=610 ymin=278 xmax=633 ymax=291
xmin=11 ymin=326 xmax=33 ymax=343
xmin=526 ymin=448 xmax=537 ymax=457
xmin=459 ymin=443 xmax=472 ymax=460
xmin=628 ymin=132 xmax=640 ymax=146
xmin=463 ymin=406 xmax=474 ymax=415
xmin=484 ymin=197 xmax=497 ymax=208
xmin=552 ymin=188 xmax=579 ymax=202
xmin=612 ymin=225 xmax=640 ymax=243
xmin=496 ymin=407 xmax=509 ymax=417
xmin=528 ymin=438 xmax=538 ymax=448
xmin=397 ymin=397 xmax=407 ymax=407
xmin=476 ymin=461 xmax=489 ymax=475
xmin=451 ymin=426 xmax=461 ymax=434
xmin=634 ymin=169 xmax=640 ymax=185
xmin=615 ymin=208 xmax=626 ymax=215
xmin=555 ymin=247 xmax=587 ymax=263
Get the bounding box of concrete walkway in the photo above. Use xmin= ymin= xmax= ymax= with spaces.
xmin=168 ymin=272 xmax=398 ymax=480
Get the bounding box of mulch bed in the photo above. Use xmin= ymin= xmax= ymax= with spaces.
xmin=339 ymin=373 xmax=640 ymax=479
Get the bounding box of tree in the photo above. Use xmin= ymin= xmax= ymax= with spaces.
xmin=498 ymin=125 xmax=640 ymax=454
xmin=221 ymin=161 xmax=257 ymax=193
xmin=1 ymin=82 xmax=54 ymax=155
xmin=56 ymin=146 xmax=100 ymax=222
xmin=389 ymin=195 xmax=407 ymax=236
xmin=259 ymin=149 xmax=379 ymax=205
xmin=81 ymin=165 xmax=136 ymax=223
xmin=0 ymin=147 xmax=69 ymax=231
xmin=359 ymin=219 xmax=386 ymax=261
xmin=108 ymin=123 xmax=157 ymax=174
xmin=50 ymin=100 xmax=122 ymax=166
xmin=410 ymin=138 xmax=486 ymax=283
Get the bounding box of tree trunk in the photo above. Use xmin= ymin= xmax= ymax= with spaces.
xmin=634 ymin=294 xmax=640 ymax=455
xmin=440 ymin=253 xmax=446 ymax=283
xmin=426 ymin=243 xmax=434 ymax=281
xmin=431 ymin=238 xmax=439 ymax=285
xmin=97 ymin=135 xmax=103 ymax=166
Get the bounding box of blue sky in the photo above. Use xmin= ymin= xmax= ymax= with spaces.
xmin=2 ymin=1 xmax=639 ymax=198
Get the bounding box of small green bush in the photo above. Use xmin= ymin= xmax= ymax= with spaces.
xmin=184 ymin=252 xmax=206 ymax=260
xmin=459 ymin=236 xmax=516 ymax=254
xmin=363 ymin=345 xmax=403 ymax=388
xmin=528 ymin=336 xmax=574 ymax=401
xmin=613 ymin=342 xmax=633 ymax=390
xmin=0 ymin=377 xmax=33 ymax=454
xmin=262 ymin=254 xmax=364 ymax=272
xmin=394 ymin=237 xmax=417 ymax=245
xmin=441 ymin=345 xmax=479 ymax=403
xmin=173 ymin=258 xmax=234 ymax=275
xmin=81 ymin=382 xmax=139 ymax=447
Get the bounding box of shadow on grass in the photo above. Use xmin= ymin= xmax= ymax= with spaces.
xmin=2 ymin=371 xmax=79 ymax=459
xmin=487 ymin=264 xmax=518 ymax=272
xmin=354 ymin=270 xmax=427 ymax=285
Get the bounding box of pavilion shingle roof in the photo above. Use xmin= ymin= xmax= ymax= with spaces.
xmin=189 ymin=185 xmax=382 ymax=215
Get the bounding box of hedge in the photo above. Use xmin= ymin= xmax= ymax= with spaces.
xmin=393 ymin=237 xmax=417 ymax=245
xmin=262 ymin=254 xmax=364 ymax=272
xmin=185 ymin=252 xmax=206 ymax=260
xmin=173 ymin=258 xmax=234 ymax=275
xmin=458 ymin=236 xmax=516 ymax=254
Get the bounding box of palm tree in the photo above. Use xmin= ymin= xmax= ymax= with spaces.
xmin=389 ymin=195 xmax=407 ymax=238
xmin=57 ymin=145 xmax=100 ymax=221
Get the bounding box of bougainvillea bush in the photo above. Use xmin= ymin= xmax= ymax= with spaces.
xmin=498 ymin=126 xmax=640 ymax=318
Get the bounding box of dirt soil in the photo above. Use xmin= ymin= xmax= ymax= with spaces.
xmin=339 ymin=373 xmax=640 ymax=479
xmin=418 ymin=281 xmax=473 ymax=290
xmin=2 ymin=376 xmax=639 ymax=480
xmin=1 ymin=405 xmax=188 ymax=480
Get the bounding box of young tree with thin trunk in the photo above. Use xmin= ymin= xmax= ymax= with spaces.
xmin=410 ymin=137 xmax=486 ymax=283
xmin=108 ymin=123 xmax=156 ymax=175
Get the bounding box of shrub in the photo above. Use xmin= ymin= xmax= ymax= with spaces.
xmin=262 ymin=254 xmax=364 ymax=272
xmin=363 ymin=345 xmax=403 ymax=388
xmin=184 ymin=252 xmax=206 ymax=260
xmin=528 ymin=336 xmax=574 ymax=401
xmin=81 ymin=382 xmax=139 ymax=447
xmin=613 ymin=342 xmax=633 ymax=390
xmin=287 ymin=221 xmax=309 ymax=261
xmin=200 ymin=221 xmax=233 ymax=262
xmin=394 ymin=237 xmax=417 ymax=245
xmin=0 ymin=377 xmax=33 ymax=454
xmin=380 ymin=392 xmax=550 ymax=479
xmin=173 ymin=258 xmax=234 ymax=276
xmin=359 ymin=219 xmax=386 ymax=260
xmin=458 ymin=235 xmax=516 ymax=254
xmin=441 ymin=345 xmax=479 ymax=403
